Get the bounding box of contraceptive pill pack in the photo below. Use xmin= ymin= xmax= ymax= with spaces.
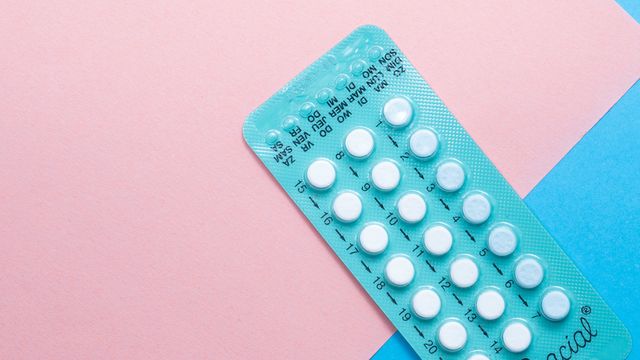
xmin=242 ymin=26 xmax=631 ymax=359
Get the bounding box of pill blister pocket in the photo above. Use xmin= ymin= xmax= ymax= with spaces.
xmin=243 ymin=26 xmax=631 ymax=359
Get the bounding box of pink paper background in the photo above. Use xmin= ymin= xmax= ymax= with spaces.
xmin=1 ymin=1 xmax=639 ymax=359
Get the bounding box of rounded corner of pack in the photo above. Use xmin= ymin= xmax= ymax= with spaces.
xmin=353 ymin=24 xmax=388 ymax=36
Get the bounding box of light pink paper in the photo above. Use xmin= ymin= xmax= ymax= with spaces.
xmin=1 ymin=1 xmax=639 ymax=359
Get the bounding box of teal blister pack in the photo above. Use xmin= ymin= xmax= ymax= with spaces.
xmin=242 ymin=26 xmax=631 ymax=359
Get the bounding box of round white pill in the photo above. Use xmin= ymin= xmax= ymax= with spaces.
xmin=450 ymin=257 xmax=479 ymax=288
xmin=502 ymin=322 xmax=532 ymax=353
xmin=436 ymin=161 xmax=465 ymax=192
xmin=476 ymin=289 xmax=505 ymax=320
xmin=541 ymin=290 xmax=571 ymax=321
xmin=397 ymin=193 xmax=427 ymax=223
xmin=409 ymin=129 xmax=439 ymax=158
xmin=345 ymin=128 xmax=374 ymax=158
xmin=423 ymin=225 xmax=453 ymax=256
xmin=467 ymin=354 xmax=490 ymax=360
xmin=332 ymin=191 xmax=362 ymax=223
xmin=411 ymin=288 xmax=441 ymax=320
xmin=383 ymin=97 xmax=414 ymax=127
xmin=488 ymin=225 xmax=518 ymax=256
xmin=514 ymin=258 xmax=544 ymax=289
xmin=438 ymin=320 xmax=467 ymax=352
xmin=384 ymin=256 xmax=415 ymax=287
xmin=371 ymin=161 xmax=401 ymax=191
xmin=462 ymin=193 xmax=492 ymax=224
xmin=306 ymin=159 xmax=336 ymax=190
xmin=358 ymin=224 xmax=388 ymax=255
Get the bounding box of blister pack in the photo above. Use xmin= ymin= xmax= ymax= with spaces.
xmin=242 ymin=26 xmax=631 ymax=359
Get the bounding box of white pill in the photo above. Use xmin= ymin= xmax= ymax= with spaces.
xmin=371 ymin=161 xmax=401 ymax=191
xmin=384 ymin=256 xmax=415 ymax=287
xmin=541 ymin=290 xmax=571 ymax=321
xmin=438 ymin=320 xmax=467 ymax=352
xmin=383 ymin=97 xmax=413 ymax=127
xmin=306 ymin=159 xmax=336 ymax=190
xmin=476 ymin=289 xmax=505 ymax=320
xmin=358 ymin=224 xmax=388 ymax=255
xmin=332 ymin=191 xmax=362 ymax=223
xmin=436 ymin=161 xmax=465 ymax=192
xmin=409 ymin=129 xmax=439 ymax=158
xmin=411 ymin=288 xmax=441 ymax=320
xmin=450 ymin=257 xmax=479 ymax=288
xmin=467 ymin=354 xmax=490 ymax=360
xmin=515 ymin=258 xmax=544 ymax=289
xmin=345 ymin=128 xmax=374 ymax=158
xmin=488 ymin=225 xmax=518 ymax=256
xmin=423 ymin=225 xmax=453 ymax=256
xmin=397 ymin=193 xmax=427 ymax=223
xmin=502 ymin=322 xmax=532 ymax=353
xmin=462 ymin=193 xmax=492 ymax=224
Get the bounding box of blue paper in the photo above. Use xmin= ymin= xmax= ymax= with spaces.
xmin=618 ymin=0 xmax=640 ymax=21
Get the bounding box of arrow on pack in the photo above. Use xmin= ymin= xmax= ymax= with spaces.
xmin=532 ymin=311 xmax=542 ymax=319
xmin=425 ymin=260 xmax=436 ymax=272
xmin=452 ymin=293 xmax=463 ymax=306
xmin=478 ymin=325 xmax=489 ymax=338
xmin=465 ymin=230 xmax=476 ymax=242
xmin=386 ymin=292 xmax=397 ymax=305
xmin=492 ymin=263 xmax=504 ymax=276
xmin=387 ymin=135 xmax=398 ymax=147
xmin=360 ymin=260 xmax=371 ymax=273
xmin=439 ymin=199 xmax=450 ymax=211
